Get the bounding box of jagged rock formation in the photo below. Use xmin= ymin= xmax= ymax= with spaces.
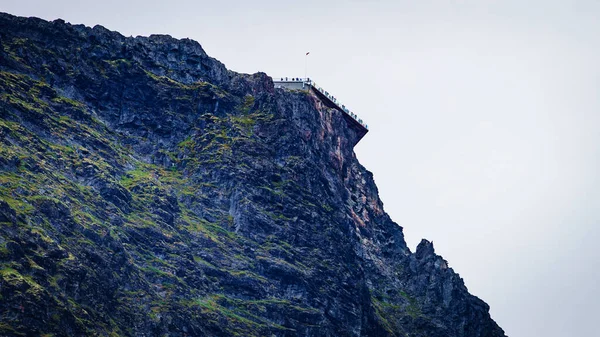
xmin=0 ymin=13 xmax=506 ymax=337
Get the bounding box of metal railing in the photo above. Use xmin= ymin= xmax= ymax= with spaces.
xmin=272 ymin=77 xmax=368 ymax=130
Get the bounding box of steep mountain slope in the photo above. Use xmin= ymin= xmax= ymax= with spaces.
xmin=0 ymin=13 xmax=506 ymax=337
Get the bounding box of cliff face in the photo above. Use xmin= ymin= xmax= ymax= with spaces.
xmin=0 ymin=13 xmax=505 ymax=337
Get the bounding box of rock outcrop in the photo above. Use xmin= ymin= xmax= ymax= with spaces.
xmin=0 ymin=12 xmax=506 ymax=337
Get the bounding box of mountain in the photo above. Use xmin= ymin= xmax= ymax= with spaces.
xmin=0 ymin=12 xmax=506 ymax=337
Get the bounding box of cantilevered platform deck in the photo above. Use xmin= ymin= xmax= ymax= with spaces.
xmin=273 ymin=78 xmax=369 ymax=143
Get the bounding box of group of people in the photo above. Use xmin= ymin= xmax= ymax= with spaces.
xmin=280 ymin=77 xmax=309 ymax=82
xmin=312 ymin=85 xmax=368 ymax=129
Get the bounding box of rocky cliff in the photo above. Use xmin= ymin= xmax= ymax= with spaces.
xmin=0 ymin=13 xmax=506 ymax=337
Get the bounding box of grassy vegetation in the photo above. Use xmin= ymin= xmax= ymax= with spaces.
xmin=0 ymin=268 xmax=45 ymax=298
xmin=186 ymin=293 xmax=314 ymax=335
xmin=51 ymin=96 xmax=84 ymax=107
xmin=400 ymin=290 xmax=421 ymax=318
xmin=0 ymin=35 xmax=328 ymax=337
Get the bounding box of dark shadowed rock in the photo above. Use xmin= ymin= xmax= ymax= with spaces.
xmin=0 ymin=201 xmax=17 ymax=224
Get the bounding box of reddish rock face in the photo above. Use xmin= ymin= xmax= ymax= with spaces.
xmin=0 ymin=12 xmax=505 ymax=337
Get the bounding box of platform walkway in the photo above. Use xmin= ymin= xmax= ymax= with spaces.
xmin=273 ymin=77 xmax=369 ymax=139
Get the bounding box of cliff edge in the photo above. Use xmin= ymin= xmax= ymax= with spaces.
xmin=0 ymin=13 xmax=505 ymax=337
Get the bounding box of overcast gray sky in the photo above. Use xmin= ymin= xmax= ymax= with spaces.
xmin=3 ymin=1 xmax=599 ymax=336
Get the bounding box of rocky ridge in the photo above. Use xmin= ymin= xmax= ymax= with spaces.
xmin=0 ymin=13 xmax=505 ymax=337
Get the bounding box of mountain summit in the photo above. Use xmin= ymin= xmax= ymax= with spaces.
xmin=0 ymin=13 xmax=505 ymax=337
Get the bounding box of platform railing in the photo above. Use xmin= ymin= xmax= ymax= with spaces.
xmin=272 ymin=77 xmax=368 ymax=130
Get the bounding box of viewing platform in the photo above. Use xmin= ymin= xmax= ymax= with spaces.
xmin=273 ymin=77 xmax=369 ymax=143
